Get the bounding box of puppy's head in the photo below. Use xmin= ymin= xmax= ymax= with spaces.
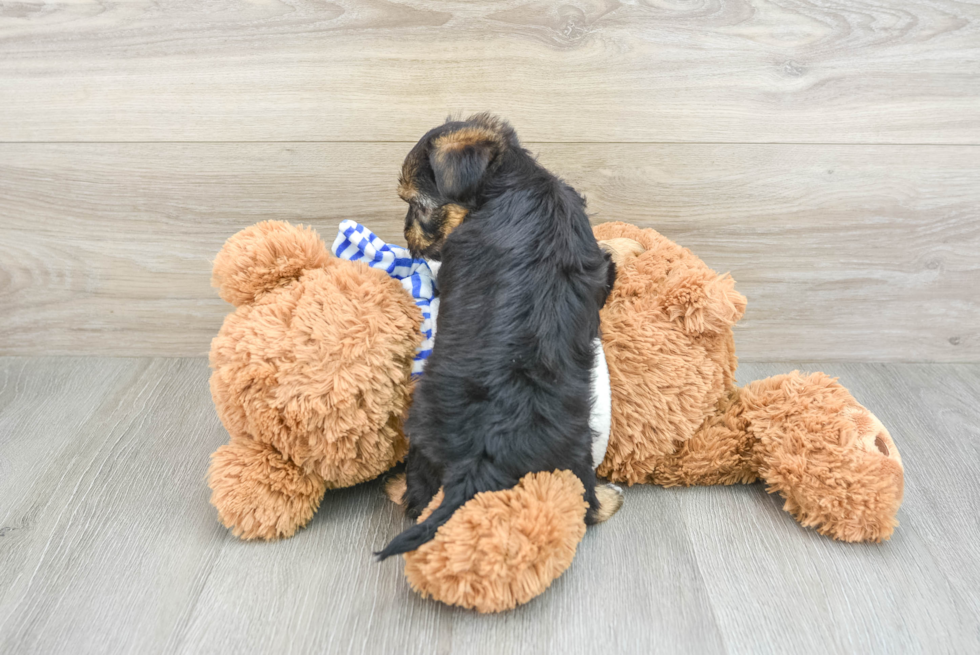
xmin=399 ymin=113 xmax=517 ymax=259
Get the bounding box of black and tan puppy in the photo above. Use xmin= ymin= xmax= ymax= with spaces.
xmin=377 ymin=114 xmax=621 ymax=560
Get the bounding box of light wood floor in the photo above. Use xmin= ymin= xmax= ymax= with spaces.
xmin=2 ymin=2 xmax=978 ymax=652
xmin=0 ymin=358 xmax=977 ymax=654
xmin=1 ymin=1 xmax=979 ymax=361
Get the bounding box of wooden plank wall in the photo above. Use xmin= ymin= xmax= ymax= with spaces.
xmin=1 ymin=0 xmax=978 ymax=360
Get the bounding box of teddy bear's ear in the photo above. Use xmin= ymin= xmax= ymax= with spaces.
xmin=660 ymin=266 xmax=746 ymax=336
xmin=212 ymin=221 xmax=329 ymax=306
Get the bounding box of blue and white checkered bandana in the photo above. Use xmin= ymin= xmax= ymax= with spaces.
xmin=331 ymin=220 xmax=439 ymax=377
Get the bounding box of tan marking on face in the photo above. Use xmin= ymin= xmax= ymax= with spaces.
xmin=397 ymin=179 xmax=416 ymax=201
xmin=442 ymin=203 xmax=469 ymax=236
xmin=406 ymin=221 xmax=433 ymax=252
xmin=398 ymin=153 xmax=421 ymax=201
xmin=593 ymin=484 xmax=624 ymax=523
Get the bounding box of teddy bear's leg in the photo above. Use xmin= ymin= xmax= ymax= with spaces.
xmin=645 ymin=388 xmax=761 ymax=487
xmin=741 ymin=372 xmax=904 ymax=542
xmin=208 ymin=436 xmax=327 ymax=540
xmin=401 ymin=470 xmax=589 ymax=613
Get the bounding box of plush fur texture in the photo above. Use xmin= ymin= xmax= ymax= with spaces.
xmin=593 ymin=221 xmax=903 ymax=542
xmin=378 ymin=115 xmax=616 ymax=560
xmin=742 ymin=373 xmax=904 ymax=542
xmin=593 ymin=221 xmax=746 ymax=478
xmin=207 ymin=221 xmax=420 ymax=539
xmin=402 ymin=470 xmax=587 ymax=613
xmin=209 ymin=437 xmax=327 ymax=540
xmin=205 ymin=218 xmax=904 ymax=612
xmin=385 ymin=222 xmax=902 ymax=611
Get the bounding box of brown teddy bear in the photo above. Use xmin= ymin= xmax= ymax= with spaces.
xmin=206 ymin=219 xmax=904 ymax=613
xmin=207 ymin=221 xmax=418 ymax=540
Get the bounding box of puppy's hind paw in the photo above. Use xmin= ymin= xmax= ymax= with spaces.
xmin=384 ymin=472 xmax=407 ymax=506
xmin=592 ymin=483 xmax=624 ymax=523
xmin=599 ymin=238 xmax=645 ymax=268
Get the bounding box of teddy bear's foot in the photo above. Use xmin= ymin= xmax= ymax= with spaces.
xmin=208 ymin=437 xmax=327 ymax=540
xmin=401 ymin=470 xmax=588 ymax=613
xmin=742 ymin=372 xmax=904 ymax=542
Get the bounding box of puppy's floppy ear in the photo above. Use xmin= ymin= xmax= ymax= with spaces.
xmin=429 ymin=129 xmax=498 ymax=202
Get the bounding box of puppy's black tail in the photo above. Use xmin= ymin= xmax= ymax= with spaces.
xmin=375 ymin=466 xmax=497 ymax=561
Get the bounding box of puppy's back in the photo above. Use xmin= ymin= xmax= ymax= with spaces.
xmin=412 ymin=163 xmax=607 ymax=481
xmin=376 ymin=120 xmax=612 ymax=561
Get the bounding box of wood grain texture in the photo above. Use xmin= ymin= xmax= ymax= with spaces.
xmin=0 ymin=358 xmax=229 ymax=654
xmin=0 ymin=358 xmax=978 ymax=654
xmin=684 ymin=362 xmax=980 ymax=654
xmin=1 ymin=142 xmax=977 ymax=360
xmin=1 ymin=0 xmax=979 ymax=143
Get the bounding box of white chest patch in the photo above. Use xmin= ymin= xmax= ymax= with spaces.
xmin=590 ymin=338 xmax=612 ymax=469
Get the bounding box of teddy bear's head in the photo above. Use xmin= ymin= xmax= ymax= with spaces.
xmin=209 ymin=221 xmax=421 ymax=489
